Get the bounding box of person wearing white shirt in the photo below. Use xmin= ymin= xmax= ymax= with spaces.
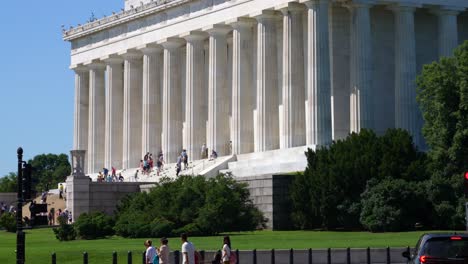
xmin=157 ymin=237 xmax=170 ymax=264
xmin=145 ymin=240 xmax=157 ymax=264
xmin=181 ymin=233 xmax=195 ymax=264
xmin=222 ymin=236 xmax=231 ymax=264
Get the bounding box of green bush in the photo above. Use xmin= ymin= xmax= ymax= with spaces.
xmin=74 ymin=212 xmax=115 ymax=239
xmin=290 ymin=129 xmax=428 ymax=231
xmin=0 ymin=213 xmax=16 ymax=232
xmin=53 ymin=215 xmax=76 ymax=241
xmin=115 ymin=174 xmax=265 ymax=238
xmin=149 ymin=218 xmax=175 ymax=238
xmin=360 ymin=179 xmax=429 ymax=232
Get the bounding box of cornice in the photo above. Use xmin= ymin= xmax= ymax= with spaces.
xmin=63 ymin=0 xmax=193 ymax=41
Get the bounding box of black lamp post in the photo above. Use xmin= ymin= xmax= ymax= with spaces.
xmin=16 ymin=147 xmax=25 ymax=264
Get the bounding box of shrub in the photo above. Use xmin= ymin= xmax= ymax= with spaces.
xmin=149 ymin=218 xmax=174 ymax=238
xmin=290 ymin=129 xmax=427 ymax=230
xmin=74 ymin=212 xmax=115 ymax=239
xmin=0 ymin=213 xmax=16 ymax=232
xmin=53 ymin=215 xmax=76 ymax=241
xmin=115 ymin=175 xmax=264 ymax=237
xmin=360 ymin=179 xmax=429 ymax=232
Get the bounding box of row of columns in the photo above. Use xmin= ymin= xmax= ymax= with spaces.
xmin=73 ymin=0 xmax=463 ymax=174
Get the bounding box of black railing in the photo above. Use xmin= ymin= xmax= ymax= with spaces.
xmin=48 ymin=247 xmax=406 ymax=264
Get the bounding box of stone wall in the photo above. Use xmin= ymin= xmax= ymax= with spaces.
xmin=88 ymin=182 xmax=141 ymax=215
xmin=236 ymin=174 xmax=294 ymax=230
xmin=66 ymin=175 xmax=147 ymax=221
xmin=0 ymin=193 xmax=17 ymax=207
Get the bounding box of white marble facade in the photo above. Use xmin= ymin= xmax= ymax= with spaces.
xmin=65 ymin=0 xmax=468 ymax=174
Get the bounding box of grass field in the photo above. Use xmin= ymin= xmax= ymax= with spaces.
xmin=0 ymin=228 xmax=448 ymax=263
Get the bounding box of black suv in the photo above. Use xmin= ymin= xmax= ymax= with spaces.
xmin=402 ymin=233 xmax=468 ymax=264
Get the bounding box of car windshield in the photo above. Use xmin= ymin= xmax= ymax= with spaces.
xmin=420 ymin=237 xmax=468 ymax=258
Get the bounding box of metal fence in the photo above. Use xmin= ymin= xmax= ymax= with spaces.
xmin=50 ymin=247 xmax=409 ymax=264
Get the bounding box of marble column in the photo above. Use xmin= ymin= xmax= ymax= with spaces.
xmin=204 ymin=25 xmax=231 ymax=156
xmin=73 ymin=66 xmax=89 ymax=173
xmin=182 ymin=32 xmax=207 ymax=161
xmin=102 ymin=56 xmax=124 ymax=170
xmin=348 ymin=2 xmax=373 ymax=132
xmin=255 ymin=11 xmax=280 ymax=152
xmin=302 ymin=0 xmax=332 ymax=146
xmin=121 ymin=51 xmax=143 ymax=169
xmin=73 ymin=66 xmax=89 ymax=151
xmin=86 ymin=62 xmax=106 ymax=174
xmin=140 ymin=45 xmax=163 ymax=157
xmin=432 ymin=7 xmax=461 ymax=57
xmin=391 ymin=5 xmax=419 ymax=145
xmin=229 ymin=18 xmax=255 ymax=155
xmin=278 ymin=3 xmax=306 ymax=148
xmin=159 ymin=38 xmax=185 ymax=163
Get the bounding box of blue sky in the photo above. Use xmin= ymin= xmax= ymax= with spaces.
xmin=0 ymin=1 xmax=123 ymax=176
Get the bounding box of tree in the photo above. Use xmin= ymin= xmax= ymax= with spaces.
xmin=29 ymin=153 xmax=70 ymax=192
xmin=417 ymin=41 xmax=468 ymax=176
xmin=416 ymin=41 xmax=468 ymax=229
xmin=360 ymin=178 xmax=429 ymax=232
xmin=0 ymin=172 xmax=17 ymax=193
xmin=289 ymin=129 xmax=427 ymax=230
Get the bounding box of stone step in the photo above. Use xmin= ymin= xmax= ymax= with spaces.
xmin=228 ymin=146 xmax=309 ymax=170
xmin=234 ymin=145 xmax=312 ymax=162
xmin=227 ymin=160 xmax=307 ymax=178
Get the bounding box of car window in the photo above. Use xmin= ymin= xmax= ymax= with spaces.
xmin=414 ymin=236 xmax=424 ymax=255
xmin=420 ymin=238 xmax=468 ymax=258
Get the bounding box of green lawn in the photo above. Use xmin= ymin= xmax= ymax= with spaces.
xmin=0 ymin=228 xmax=442 ymax=263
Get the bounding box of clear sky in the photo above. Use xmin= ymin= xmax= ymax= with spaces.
xmin=0 ymin=1 xmax=123 ymax=176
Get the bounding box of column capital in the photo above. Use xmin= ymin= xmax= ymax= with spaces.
xmin=137 ymin=43 xmax=163 ymax=55
xmin=344 ymin=0 xmax=376 ymax=9
xmin=275 ymin=2 xmax=305 ymax=14
xmin=430 ymin=6 xmax=465 ymax=16
xmin=203 ymin=24 xmax=232 ymax=36
xmin=157 ymin=37 xmax=185 ymax=50
xmin=226 ymin=17 xmax=256 ymax=29
xmin=101 ymin=54 xmax=124 ymax=65
xmin=250 ymin=10 xmax=281 ymax=21
xmin=71 ymin=64 xmax=88 ymax=73
xmin=84 ymin=60 xmax=106 ymax=70
xmin=301 ymin=0 xmax=329 ymax=8
xmin=387 ymin=3 xmax=420 ymax=13
xmin=180 ymin=31 xmax=208 ymax=42
xmin=118 ymin=49 xmax=143 ymax=61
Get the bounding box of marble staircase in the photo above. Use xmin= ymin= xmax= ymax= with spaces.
xmin=220 ymin=145 xmax=313 ymax=177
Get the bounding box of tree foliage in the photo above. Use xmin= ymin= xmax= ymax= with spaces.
xmin=74 ymin=212 xmax=115 ymax=239
xmin=115 ymin=174 xmax=265 ymax=238
xmin=360 ymin=178 xmax=428 ymax=232
xmin=29 ymin=153 xmax=70 ymax=192
xmin=52 ymin=215 xmax=76 ymax=241
xmin=0 ymin=173 xmax=17 ymax=193
xmin=0 ymin=212 xmax=16 ymax=232
xmin=416 ymin=41 xmax=468 ymax=229
xmin=290 ymin=129 xmax=428 ymax=230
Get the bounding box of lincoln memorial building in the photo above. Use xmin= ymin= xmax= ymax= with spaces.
xmin=64 ymin=0 xmax=468 ymax=177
